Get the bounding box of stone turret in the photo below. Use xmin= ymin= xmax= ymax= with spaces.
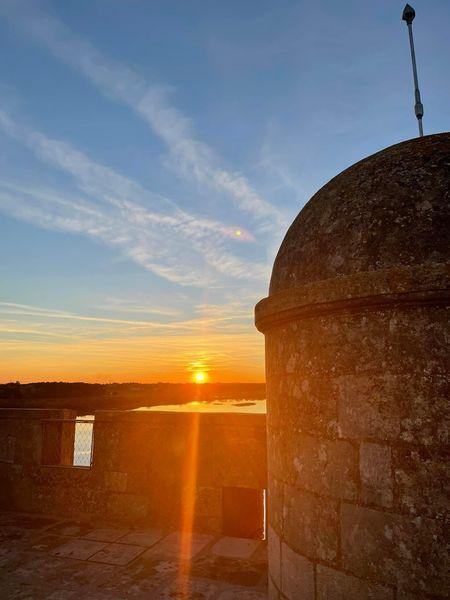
xmin=255 ymin=133 xmax=450 ymax=599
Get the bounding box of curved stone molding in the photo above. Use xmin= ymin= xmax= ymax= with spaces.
xmin=256 ymin=262 xmax=450 ymax=332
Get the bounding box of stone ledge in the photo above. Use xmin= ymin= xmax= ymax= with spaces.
xmin=255 ymin=262 xmax=450 ymax=332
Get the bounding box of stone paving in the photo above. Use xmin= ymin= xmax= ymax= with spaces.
xmin=0 ymin=510 xmax=268 ymax=599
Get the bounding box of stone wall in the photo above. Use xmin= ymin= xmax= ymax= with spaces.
xmin=0 ymin=408 xmax=267 ymax=536
xmin=260 ymin=291 xmax=448 ymax=599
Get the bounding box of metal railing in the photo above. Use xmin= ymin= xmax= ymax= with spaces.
xmin=41 ymin=418 xmax=94 ymax=468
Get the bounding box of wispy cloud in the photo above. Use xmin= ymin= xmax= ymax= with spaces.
xmin=0 ymin=109 xmax=270 ymax=287
xmin=1 ymin=0 xmax=287 ymax=232
xmin=99 ymin=298 xmax=181 ymax=318
xmin=0 ymin=300 xmax=253 ymax=334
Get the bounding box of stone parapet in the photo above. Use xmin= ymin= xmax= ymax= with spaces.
xmin=0 ymin=408 xmax=267 ymax=536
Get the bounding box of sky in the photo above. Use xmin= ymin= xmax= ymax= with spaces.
xmin=0 ymin=0 xmax=449 ymax=383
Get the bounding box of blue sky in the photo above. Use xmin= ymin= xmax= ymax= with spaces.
xmin=0 ymin=0 xmax=448 ymax=382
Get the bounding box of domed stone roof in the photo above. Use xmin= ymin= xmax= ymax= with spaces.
xmin=269 ymin=133 xmax=450 ymax=296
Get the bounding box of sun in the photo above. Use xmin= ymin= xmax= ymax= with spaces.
xmin=193 ymin=371 xmax=207 ymax=384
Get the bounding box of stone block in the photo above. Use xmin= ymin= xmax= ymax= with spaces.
xmin=336 ymin=374 xmax=401 ymax=441
xmin=394 ymin=446 xmax=448 ymax=519
xmin=267 ymin=475 xmax=283 ymax=534
xmin=104 ymin=471 xmax=127 ymax=493
xmin=337 ymin=370 xmax=448 ymax=445
xmin=360 ymin=443 xmax=393 ymax=507
xmin=267 ymin=372 xmax=339 ymax=437
xmin=289 ymin=434 xmax=358 ymax=500
xmin=268 ymin=575 xmax=281 ymax=599
xmin=341 ymin=503 xmax=448 ymax=595
xmin=316 ymin=565 xmax=394 ymax=599
xmin=267 ymin=525 xmax=281 ymax=590
xmin=106 ymin=493 xmax=149 ymax=522
xmin=211 ymin=536 xmax=261 ymax=560
xmin=213 ymin=427 xmax=267 ymax=489
xmin=195 ymin=486 xmax=222 ymax=517
xmin=283 ymin=485 xmax=338 ymax=563
xmin=280 ymin=543 xmax=314 ymax=600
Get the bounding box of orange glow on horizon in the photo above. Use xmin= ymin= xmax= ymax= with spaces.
xmin=1 ymin=331 xmax=265 ymax=383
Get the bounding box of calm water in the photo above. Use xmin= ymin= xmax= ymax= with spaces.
xmin=73 ymin=400 xmax=266 ymax=465
xmin=134 ymin=398 xmax=266 ymax=414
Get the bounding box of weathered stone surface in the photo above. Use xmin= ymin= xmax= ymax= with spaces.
xmin=269 ymin=134 xmax=450 ymax=293
xmin=195 ymin=486 xmax=222 ymax=518
xmin=89 ymin=542 xmax=146 ymax=565
xmin=103 ymin=471 xmax=127 ymax=493
xmin=341 ymin=503 xmax=448 ymax=595
xmin=0 ymin=408 xmax=268 ymax=534
xmin=84 ymin=527 xmax=129 ymax=542
xmin=268 ymin=575 xmax=280 ymax=599
xmin=267 ymin=526 xmax=281 ymax=591
xmin=283 ymin=485 xmax=338 ymax=563
xmin=336 ymin=361 xmax=449 ymax=445
xmin=217 ymin=588 xmax=268 ymax=599
xmin=393 ymin=446 xmax=449 ymax=520
xmin=106 ymin=493 xmax=149 ymax=521
xmin=0 ymin=509 xmax=268 ymax=597
xmin=316 ymin=565 xmax=394 ymax=599
xmin=280 ymin=543 xmax=314 ymax=600
xmin=50 ymin=538 xmax=106 ymax=560
xmin=119 ymin=529 xmax=163 ymax=547
xmin=360 ymin=443 xmax=393 ymax=508
xmin=158 ymin=577 xmax=220 ymax=599
xmin=257 ymin=134 xmax=450 ymax=599
xmin=144 ymin=531 xmax=213 ymax=560
xmin=276 ymin=432 xmax=358 ymax=499
xmin=267 ymin=475 xmax=283 ymax=535
xmin=211 ymin=537 xmax=261 ymax=560
xmin=49 ymin=521 xmax=93 ymax=537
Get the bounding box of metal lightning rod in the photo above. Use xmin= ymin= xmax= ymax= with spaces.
xmin=402 ymin=4 xmax=424 ymax=136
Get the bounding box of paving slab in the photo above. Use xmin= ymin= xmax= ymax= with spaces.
xmin=12 ymin=515 xmax=60 ymax=530
xmin=192 ymin=555 xmax=266 ymax=588
xmin=118 ymin=528 xmax=164 ymax=547
xmin=30 ymin=534 xmax=71 ymax=552
xmin=211 ymin=537 xmax=261 ymax=560
xmin=61 ymin=561 xmax=117 ymax=588
xmin=143 ymin=531 xmax=214 ymax=561
xmin=1 ymin=510 xmax=268 ymax=598
xmin=89 ymin=542 xmax=146 ymax=565
xmin=217 ymin=587 xmax=268 ymax=599
xmin=83 ymin=527 xmax=129 ymax=542
xmin=50 ymin=538 xmax=106 ymax=560
xmin=158 ymin=576 xmax=221 ymax=599
xmin=96 ymin=559 xmax=170 ymax=597
xmin=48 ymin=521 xmax=94 ymax=537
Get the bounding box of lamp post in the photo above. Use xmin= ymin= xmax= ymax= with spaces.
xmin=402 ymin=4 xmax=424 ymax=137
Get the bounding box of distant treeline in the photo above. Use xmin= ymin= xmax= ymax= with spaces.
xmin=0 ymin=381 xmax=266 ymax=413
